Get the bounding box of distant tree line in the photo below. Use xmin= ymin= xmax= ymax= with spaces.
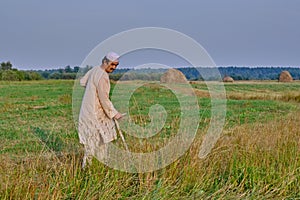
xmin=111 ymin=67 xmax=300 ymax=81
xmin=1 ymin=61 xmax=299 ymax=81
xmin=0 ymin=61 xmax=43 ymax=81
xmin=34 ymin=65 xmax=80 ymax=80
xmin=0 ymin=61 xmax=82 ymax=81
xmin=178 ymin=67 xmax=300 ymax=81
xmin=109 ymin=68 xmax=164 ymax=81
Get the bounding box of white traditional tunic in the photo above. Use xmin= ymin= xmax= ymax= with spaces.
xmin=78 ymin=66 xmax=118 ymax=164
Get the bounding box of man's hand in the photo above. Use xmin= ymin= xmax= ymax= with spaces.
xmin=113 ymin=112 xmax=124 ymax=120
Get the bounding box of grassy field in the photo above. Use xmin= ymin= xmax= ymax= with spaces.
xmin=0 ymin=80 xmax=300 ymax=199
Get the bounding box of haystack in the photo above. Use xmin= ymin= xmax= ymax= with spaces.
xmin=279 ymin=71 xmax=293 ymax=82
xmin=223 ymin=76 xmax=234 ymax=82
xmin=160 ymin=68 xmax=187 ymax=84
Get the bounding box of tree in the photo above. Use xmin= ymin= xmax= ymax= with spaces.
xmin=1 ymin=70 xmax=20 ymax=81
xmin=64 ymin=65 xmax=72 ymax=73
xmin=24 ymin=71 xmax=43 ymax=80
xmin=49 ymin=72 xmax=63 ymax=79
xmin=61 ymin=73 xmax=76 ymax=79
xmin=1 ymin=61 xmax=13 ymax=70
xmin=73 ymin=66 xmax=80 ymax=73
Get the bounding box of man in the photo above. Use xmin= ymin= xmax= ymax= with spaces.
xmin=78 ymin=52 xmax=123 ymax=168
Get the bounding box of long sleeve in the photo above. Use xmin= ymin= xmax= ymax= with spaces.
xmin=80 ymin=70 xmax=92 ymax=87
xmin=96 ymin=73 xmax=118 ymax=119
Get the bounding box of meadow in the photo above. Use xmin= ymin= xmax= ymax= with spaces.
xmin=0 ymin=80 xmax=300 ymax=199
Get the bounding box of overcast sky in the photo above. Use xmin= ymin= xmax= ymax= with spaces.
xmin=1 ymin=0 xmax=300 ymax=70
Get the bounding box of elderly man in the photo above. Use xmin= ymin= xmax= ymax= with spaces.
xmin=78 ymin=52 xmax=123 ymax=168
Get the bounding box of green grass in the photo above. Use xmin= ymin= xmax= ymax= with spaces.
xmin=0 ymin=80 xmax=300 ymax=199
xmin=0 ymin=80 xmax=76 ymax=154
xmin=223 ymin=82 xmax=300 ymax=93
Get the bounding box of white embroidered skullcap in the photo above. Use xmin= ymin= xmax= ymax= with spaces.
xmin=106 ymin=52 xmax=120 ymax=61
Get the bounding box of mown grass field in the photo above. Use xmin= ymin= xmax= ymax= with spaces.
xmin=0 ymin=80 xmax=300 ymax=199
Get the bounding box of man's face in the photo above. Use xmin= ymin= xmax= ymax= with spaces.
xmin=105 ymin=60 xmax=119 ymax=73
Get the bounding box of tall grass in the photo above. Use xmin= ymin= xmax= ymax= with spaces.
xmin=1 ymin=80 xmax=300 ymax=199
xmin=1 ymin=111 xmax=299 ymax=199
